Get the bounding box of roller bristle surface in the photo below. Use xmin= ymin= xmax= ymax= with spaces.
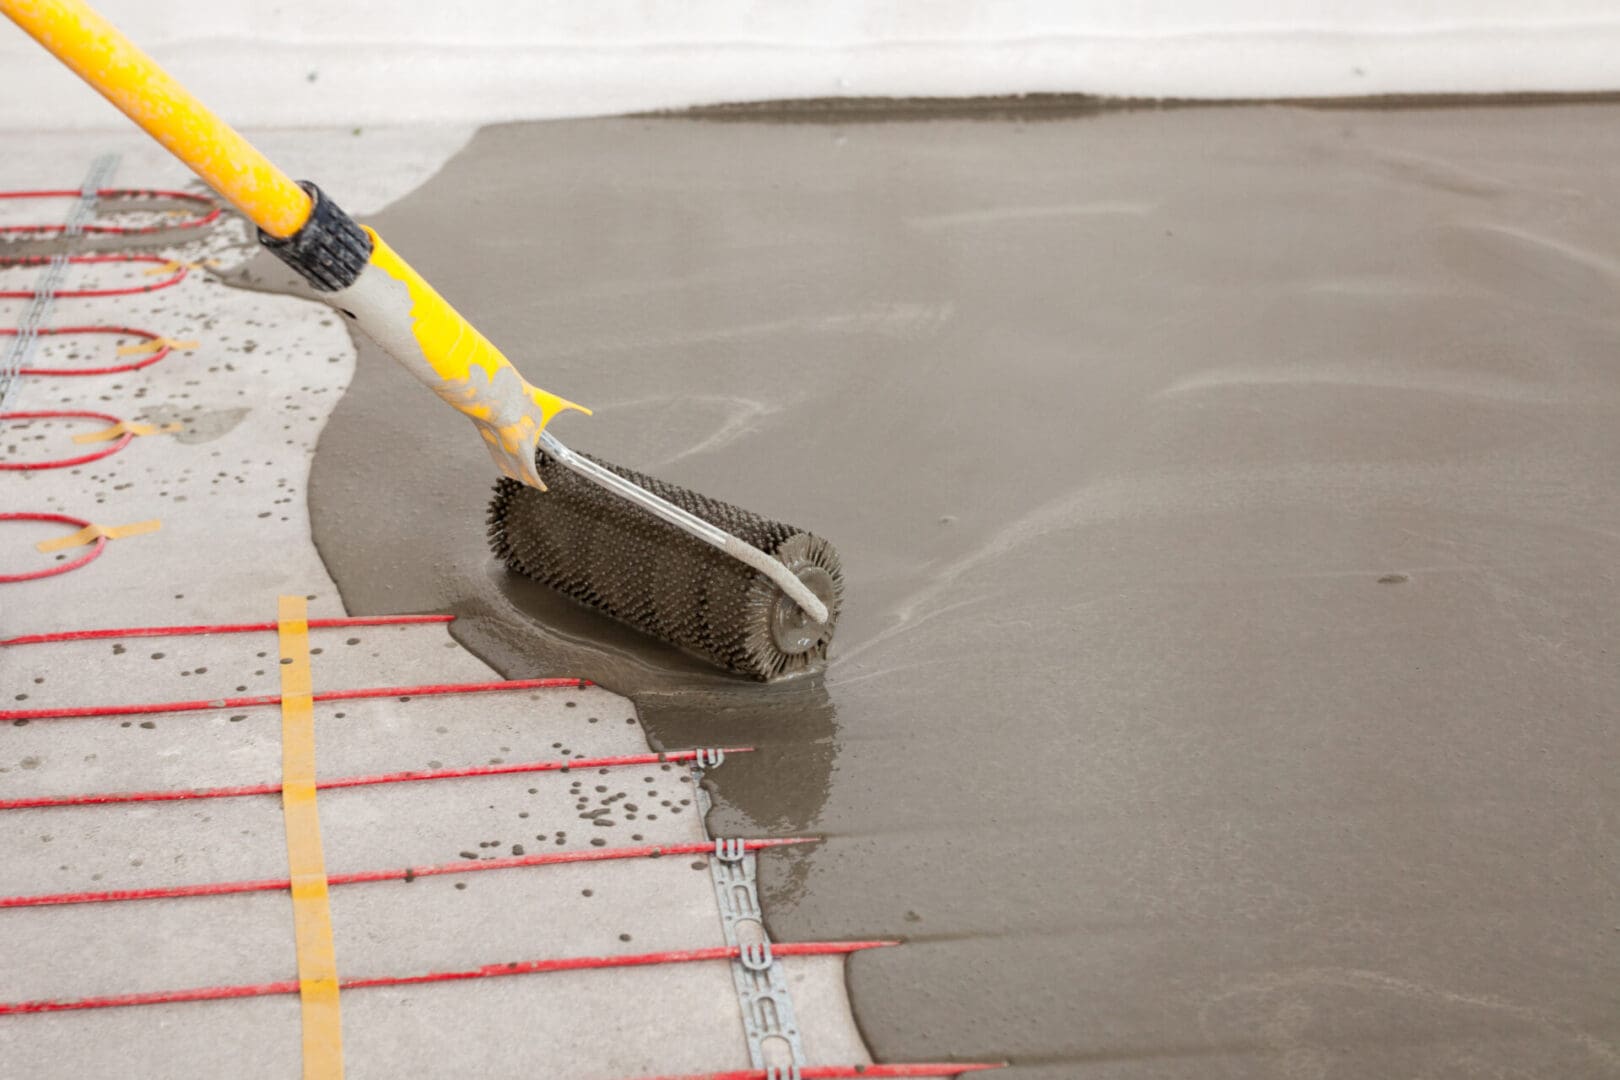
xmin=487 ymin=450 xmax=843 ymax=680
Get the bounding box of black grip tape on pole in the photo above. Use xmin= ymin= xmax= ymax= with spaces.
xmin=258 ymin=181 xmax=371 ymax=292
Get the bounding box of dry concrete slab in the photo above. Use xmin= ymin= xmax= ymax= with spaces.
xmin=0 ymin=127 xmax=877 ymax=1078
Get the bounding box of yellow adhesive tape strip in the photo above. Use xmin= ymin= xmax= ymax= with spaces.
xmin=34 ymin=518 xmax=160 ymax=553
xmin=115 ymin=337 xmax=199 ymax=356
xmin=70 ymin=421 xmax=182 ymax=444
xmin=277 ymin=595 xmax=345 ymax=1078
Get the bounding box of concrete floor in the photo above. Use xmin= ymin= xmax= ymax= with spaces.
xmin=8 ymin=101 xmax=1620 ymax=1079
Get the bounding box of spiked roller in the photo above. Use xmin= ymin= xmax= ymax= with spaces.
xmin=488 ymin=449 xmax=843 ymax=680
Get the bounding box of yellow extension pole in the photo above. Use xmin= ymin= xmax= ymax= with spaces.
xmin=2 ymin=0 xmax=588 ymax=488
xmin=0 ymin=0 xmax=313 ymax=238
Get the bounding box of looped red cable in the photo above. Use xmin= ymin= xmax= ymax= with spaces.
xmin=0 ymin=253 xmax=188 ymax=298
xmin=0 ymin=325 xmax=174 ymax=376
xmin=0 ymin=410 xmax=133 ymax=471
xmin=0 ymin=188 xmax=220 ymax=235
xmin=0 ymin=511 xmax=105 ymax=583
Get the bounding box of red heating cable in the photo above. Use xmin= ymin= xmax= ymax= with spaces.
xmin=0 ymin=326 xmax=176 ymax=377
xmin=0 ymin=941 xmax=896 ymax=1015
xmin=0 ymin=253 xmax=188 ymax=298
xmin=0 ymin=746 xmax=751 ymax=811
xmin=0 ymin=835 xmax=805 ymax=910
xmin=0 ymin=511 xmax=105 ymax=583
xmin=624 ymin=1066 xmax=1006 ymax=1079
xmin=2 ymin=613 xmax=455 ymax=647
xmin=0 ymin=409 xmax=134 ymax=471
xmin=0 ymin=188 xmax=220 ymax=235
xmin=0 ymin=676 xmax=592 ymax=722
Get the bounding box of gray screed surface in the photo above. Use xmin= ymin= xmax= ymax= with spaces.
xmin=310 ymin=104 xmax=1620 ymax=1078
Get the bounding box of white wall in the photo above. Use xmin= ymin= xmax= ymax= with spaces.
xmin=4 ymin=1 xmax=1620 ymax=129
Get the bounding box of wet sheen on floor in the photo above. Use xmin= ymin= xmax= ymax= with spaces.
xmin=309 ymin=103 xmax=1620 ymax=1079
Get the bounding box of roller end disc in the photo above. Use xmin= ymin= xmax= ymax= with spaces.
xmin=742 ymin=532 xmax=843 ymax=679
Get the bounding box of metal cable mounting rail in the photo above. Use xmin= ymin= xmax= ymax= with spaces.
xmin=696 ymin=751 xmax=808 ymax=1072
xmin=0 ymin=154 xmax=117 ymax=409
